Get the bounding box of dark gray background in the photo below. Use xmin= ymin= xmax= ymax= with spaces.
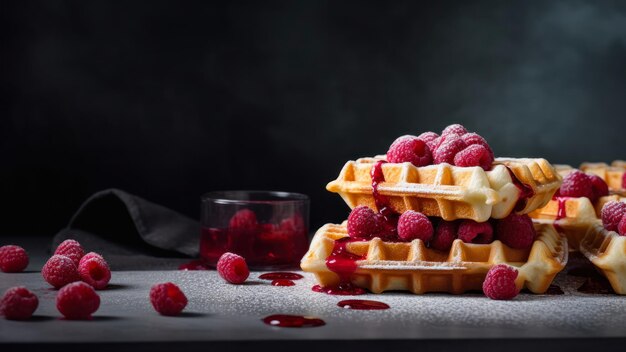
xmin=1 ymin=0 xmax=625 ymax=237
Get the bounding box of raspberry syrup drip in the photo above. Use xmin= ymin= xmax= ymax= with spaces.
xmin=313 ymin=237 xmax=367 ymax=295
xmin=506 ymin=167 xmax=535 ymax=211
xmin=370 ymin=160 xmax=400 ymax=238
xmin=553 ymin=196 xmax=570 ymax=232
xmin=337 ymin=299 xmax=390 ymax=310
xmin=262 ymin=314 xmax=325 ymax=328
xmin=259 ymin=272 xmax=304 ymax=280
xmin=272 ymin=279 xmax=295 ymax=286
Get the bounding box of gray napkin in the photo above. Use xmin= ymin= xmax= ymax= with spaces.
xmin=52 ymin=189 xmax=200 ymax=270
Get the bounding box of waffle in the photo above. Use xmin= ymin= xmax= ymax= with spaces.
xmin=579 ymin=162 xmax=625 ymax=192
xmin=326 ymin=156 xmax=562 ymax=222
xmin=301 ymin=222 xmax=567 ymax=294
xmin=579 ymin=223 xmax=626 ymax=294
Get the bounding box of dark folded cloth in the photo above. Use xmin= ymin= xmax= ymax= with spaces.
xmin=53 ymin=189 xmax=200 ymax=270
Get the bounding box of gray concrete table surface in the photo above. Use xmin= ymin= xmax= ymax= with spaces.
xmin=2 ymin=236 xmax=626 ymax=352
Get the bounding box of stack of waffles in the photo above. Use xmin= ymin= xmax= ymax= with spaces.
xmin=534 ymin=161 xmax=626 ymax=295
xmin=301 ymin=125 xmax=568 ymax=295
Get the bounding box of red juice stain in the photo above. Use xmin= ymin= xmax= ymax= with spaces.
xmin=259 ymin=272 xmax=304 ymax=280
xmin=178 ymin=259 xmax=211 ymax=271
xmin=262 ymin=314 xmax=325 ymax=328
xmin=337 ymin=299 xmax=390 ymax=310
xmin=312 ymin=237 xmax=367 ymax=295
xmin=553 ymin=196 xmax=570 ymax=232
xmin=272 ymin=279 xmax=295 ymax=286
xmin=370 ymin=160 xmax=400 ymax=240
xmin=506 ymin=167 xmax=535 ymax=211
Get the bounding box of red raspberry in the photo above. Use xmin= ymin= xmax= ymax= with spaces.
xmin=228 ymin=209 xmax=258 ymax=232
xmin=453 ymin=144 xmax=494 ymax=170
xmin=430 ymin=220 xmax=457 ymax=251
xmin=416 ymin=131 xmax=439 ymax=145
xmin=0 ymin=287 xmax=38 ymax=320
xmin=149 ymin=282 xmax=188 ymax=316
xmin=433 ymin=135 xmax=467 ymax=165
xmin=559 ymin=170 xmax=594 ymax=199
xmin=589 ymin=175 xmax=609 ymax=202
xmin=279 ymin=214 xmax=305 ymax=232
xmin=42 ymin=255 xmax=80 ymax=289
xmin=347 ymin=206 xmax=381 ymax=239
xmin=441 ymin=124 xmax=468 ymax=137
xmin=54 ymin=239 xmax=85 ymax=267
xmin=56 ymin=281 xmax=100 ymax=320
xmin=601 ymin=200 xmax=626 ymax=232
xmin=0 ymin=245 xmax=29 ymax=273
xmin=78 ymin=256 xmax=111 ymax=290
xmin=386 ymin=135 xmax=432 ymax=167
xmin=397 ymin=211 xmax=434 ymax=242
xmin=495 ymin=213 xmax=536 ymax=250
xmin=457 ymin=220 xmax=493 ymax=244
xmin=217 ymin=252 xmax=249 ymax=284
xmin=79 ymin=252 xmax=104 ymax=267
xmin=461 ymin=132 xmax=494 ymax=158
xmin=618 ymin=215 xmax=626 ymax=236
xmin=482 ymin=264 xmax=519 ymax=300
xmin=426 ymin=136 xmax=442 ymax=152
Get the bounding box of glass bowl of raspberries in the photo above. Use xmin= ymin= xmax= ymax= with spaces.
xmin=200 ymin=191 xmax=309 ymax=270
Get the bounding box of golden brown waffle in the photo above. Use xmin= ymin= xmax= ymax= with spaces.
xmin=326 ymin=156 xmax=561 ymax=222
xmin=580 ymin=162 xmax=625 ymax=192
xmin=529 ymin=197 xmax=600 ymax=251
xmin=301 ymin=222 xmax=567 ymax=294
xmin=580 ymin=223 xmax=626 ymax=294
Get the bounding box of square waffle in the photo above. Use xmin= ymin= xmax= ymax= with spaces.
xmin=580 ymin=161 xmax=626 ymax=193
xmin=301 ymin=221 xmax=567 ymax=294
xmin=580 ymin=223 xmax=626 ymax=294
xmin=326 ymin=156 xmax=561 ymax=222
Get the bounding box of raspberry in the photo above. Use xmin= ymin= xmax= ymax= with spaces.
xmin=229 ymin=209 xmax=258 ymax=232
xmin=559 ymin=170 xmax=594 ymax=199
xmin=54 ymin=239 xmax=85 ymax=266
xmin=441 ymin=124 xmax=468 ymax=137
xmin=601 ymin=200 xmax=626 ymax=232
xmin=397 ymin=211 xmax=434 ymax=242
xmin=457 ymin=220 xmax=493 ymax=244
xmin=482 ymin=264 xmax=519 ymax=300
xmin=42 ymin=255 xmax=80 ymax=289
xmin=431 ymin=220 xmax=457 ymax=251
xmin=426 ymin=136 xmax=442 ymax=152
xmin=78 ymin=256 xmax=111 ymax=290
xmin=79 ymin=252 xmax=104 ymax=267
xmin=433 ymin=135 xmax=467 ymax=165
xmin=416 ymin=131 xmax=439 ymax=145
xmin=56 ymin=281 xmax=100 ymax=320
xmin=386 ymin=135 xmax=432 ymax=167
xmin=279 ymin=214 xmax=305 ymax=232
xmin=347 ymin=206 xmax=381 ymax=239
xmin=0 ymin=245 xmax=29 ymax=273
xmin=461 ymin=132 xmax=494 ymax=158
xmin=0 ymin=287 xmax=38 ymax=320
xmin=589 ymin=175 xmax=609 ymax=202
xmin=495 ymin=213 xmax=536 ymax=249
xmin=149 ymin=282 xmax=188 ymax=316
xmin=217 ymin=252 xmax=249 ymax=284
xmin=618 ymin=215 xmax=626 ymax=236
xmin=453 ymin=144 xmax=494 ymax=170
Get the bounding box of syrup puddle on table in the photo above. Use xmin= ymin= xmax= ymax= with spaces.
xmin=262 ymin=314 xmax=325 ymax=328
xmin=337 ymin=299 xmax=390 ymax=310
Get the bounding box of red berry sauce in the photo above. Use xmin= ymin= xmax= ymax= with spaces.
xmin=552 ymin=196 xmax=570 ymax=232
xmin=506 ymin=167 xmax=535 ymax=211
xmin=371 ymin=161 xmax=400 ymax=227
xmin=262 ymin=314 xmax=325 ymax=328
xmin=259 ymin=272 xmax=304 ymax=280
xmin=272 ymin=279 xmax=295 ymax=286
xmin=199 ymin=220 xmax=308 ymax=268
xmin=337 ymin=299 xmax=390 ymax=310
xmin=312 ymin=237 xmax=367 ymax=295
